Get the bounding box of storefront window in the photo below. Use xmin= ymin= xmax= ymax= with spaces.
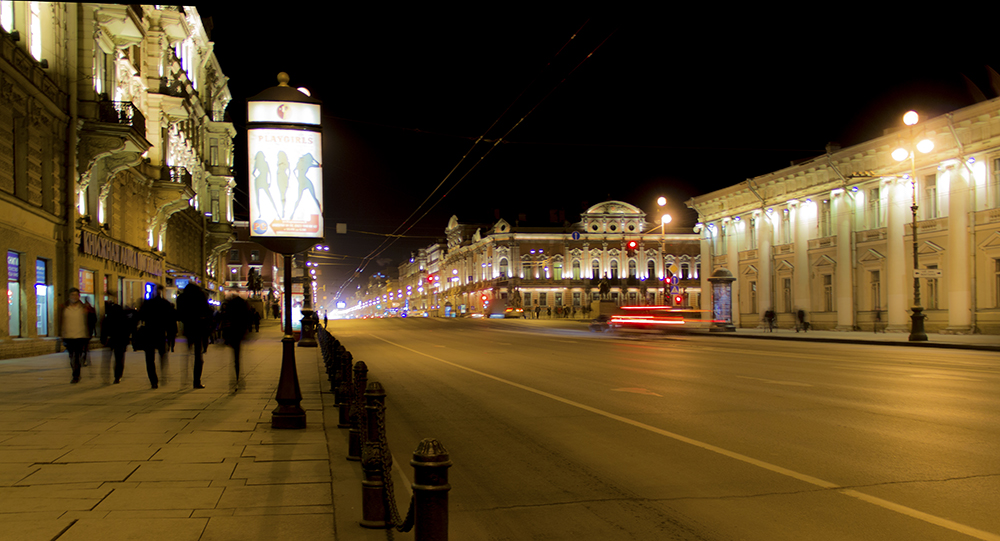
xmin=8 ymin=251 xmax=21 ymax=337
xmin=35 ymin=259 xmax=50 ymax=336
xmin=78 ymin=268 xmax=96 ymax=307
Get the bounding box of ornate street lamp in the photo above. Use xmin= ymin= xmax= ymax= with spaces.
xmin=892 ymin=110 xmax=933 ymax=342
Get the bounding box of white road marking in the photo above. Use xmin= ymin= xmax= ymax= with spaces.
xmin=371 ymin=333 xmax=1000 ymax=541
xmin=612 ymin=387 xmax=663 ymax=397
xmin=736 ymin=375 xmax=813 ymax=387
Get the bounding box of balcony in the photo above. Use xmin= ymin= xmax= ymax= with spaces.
xmin=80 ymin=100 xmax=151 ymax=156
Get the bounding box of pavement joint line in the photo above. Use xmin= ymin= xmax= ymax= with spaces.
xmin=370 ymin=332 xmax=1000 ymax=541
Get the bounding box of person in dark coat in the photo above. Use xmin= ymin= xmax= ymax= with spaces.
xmin=60 ymin=288 xmax=96 ymax=384
xmin=101 ymin=296 xmax=135 ymax=384
xmin=177 ymin=283 xmax=211 ymax=388
xmin=222 ymin=295 xmax=252 ymax=381
xmin=138 ymin=285 xmax=172 ymax=389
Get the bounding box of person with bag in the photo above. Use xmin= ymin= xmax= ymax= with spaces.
xmin=100 ymin=295 xmax=135 ymax=384
xmin=59 ymin=288 xmax=94 ymax=384
xmin=177 ymin=283 xmax=211 ymax=389
xmin=138 ymin=285 xmax=172 ymax=389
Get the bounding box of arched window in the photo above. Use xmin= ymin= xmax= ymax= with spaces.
xmin=499 ymin=258 xmax=508 ymax=278
xmin=592 ymin=259 xmax=600 ymax=279
xmin=628 ymin=260 xmax=637 ymax=278
xmin=553 ymin=261 xmax=563 ymax=280
xmin=647 ymin=260 xmax=656 ymax=279
xmin=610 ymin=260 xmax=619 ymax=280
xmin=572 ymin=260 xmax=581 ymax=280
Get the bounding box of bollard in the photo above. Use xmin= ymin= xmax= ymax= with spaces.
xmin=360 ymin=381 xmax=389 ymax=529
xmin=330 ymin=344 xmax=345 ymax=396
xmin=347 ymin=360 xmax=367 ymax=461
xmin=411 ymin=438 xmax=452 ymax=541
xmin=336 ymin=381 xmax=352 ymax=428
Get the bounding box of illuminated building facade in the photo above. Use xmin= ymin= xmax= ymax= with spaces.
xmin=395 ymin=201 xmax=701 ymax=317
xmin=687 ymin=98 xmax=1000 ymax=334
xmin=0 ymin=4 xmax=235 ymax=358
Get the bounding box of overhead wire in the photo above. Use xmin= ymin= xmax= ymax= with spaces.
xmin=334 ymin=21 xmax=610 ymax=301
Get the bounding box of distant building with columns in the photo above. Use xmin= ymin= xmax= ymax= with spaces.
xmin=687 ymin=98 xmax=1000 ymax=335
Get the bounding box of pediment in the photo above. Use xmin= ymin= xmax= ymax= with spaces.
xmin=812 ymin=254 xmax=836 ymax=268
xmin=979 ymin=231 xmax=1000 ymax=251
xmin=776 ymin=260 xmax=794 ymax=271
xmin=917 ymin=241 xmax=944 ymax=255
xmin=858 ymin=248 xmax=885 ymax=262
xmin=741 ymin=265 xmax=758 ymax=275
xmin=494 ymin=219 xmax=510 ymax=234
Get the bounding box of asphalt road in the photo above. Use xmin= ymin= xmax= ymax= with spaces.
xmin=327 ymin=317 xmax=1000 ymax=541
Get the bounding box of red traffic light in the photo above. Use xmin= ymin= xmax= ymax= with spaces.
xmin=674 ymin=295 xmax=683 ymax=305
xmin=426 ymin=275 xmax=434 ymax=283
xmin=481 ymin=294 xmax=488 ymax=302
xmin=627 ymin=240 xmax=638 ymax=250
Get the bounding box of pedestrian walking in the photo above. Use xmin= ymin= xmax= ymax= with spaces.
xmin=222 ymin=294 xmax=252 ymax=381
xmin=138 ymin=285 xmax=172 ymax=389
xmin=534 ymin=305 xmax=540 ymax=319
xmin=796 ymin=309 xmax=808 ymax=333
xmin=323 ymin=310 xmax=328 ymax=329
xmin=764 ymin=309 xmax=775 ymax=332
xmin=60 ymin=288 xmax=95 ymax=384
xmin=253 ymin=307 xmax=262 ymax=332
xmin=177 ymin=283 xmax=211 ymax=389
xmin=166 ymin=303 xmax=178 ymax=352
xmin=100 ymin=295 xmax=135 ymax=384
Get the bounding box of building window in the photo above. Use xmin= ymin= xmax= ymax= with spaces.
xmin=555 ymin=292 xmax=563 ymax=306
xmin=229 ymin=249 xmax=239 ymax=262
xmin=28 ymin=2 xmax=41 ymax=61
xmin=554 ymin=262 xmax=563 ymax=280
xmin=868 ymin=187 xmax=882 ymax=229
xmin=782 ymin=277 xmax=792 ymax=313
xmin=627 ymin=260 xmax=637 ymax=279
xmin=250 ymin=250 xmax=261 ymax=263
xmin=35 ymin=259 xmax=50 ymax=336
xmin=499 ymin=258 xmax=508 ymax=278
xmin=749 ymin=281 xmax=757 ymax=314
xmin=572 ymin=260 xmax=580 ymax=280
xmin=210 ymin=138 xmax=219 ymax=166
xmin=592 ymin=259 xmax=600 ymax=279
xmin=991 ymin=158 xmax=1000 ymax=209
xmin=647 ymin=260 xmax=655 ymax=279
xmin=870 ymin=270 xmax=881 ymax=311
xmin=539 ymin=292 xmax=547 ymax=306
xmin=523 ymin=292 xmax=531 ymax=307
xmin=747 ymin=217 xmax=757 ymax=250
xmin=781 ymin=210 xmax=791 ymax=244
xmin=0 ymin=2 xmax=13 ymax=31
xmin=924 ymin=174 xmax=938 ymax=219
xmin=573 ymin=291 xmax=581 ymax=306
xmin=823 ymin=274 xmax=834 ymax=311
xmin=7 ymin=251 xmax=21 ymax=337
xmin=610 ymin=260 xmax=618 ymax=280
xmin=925 ymin=265 xmax=939 ymax=310
xmin=819 ymin=200 xmax=832 ymax=237
xmin=680 ymin=262 xmax=690 ymax=280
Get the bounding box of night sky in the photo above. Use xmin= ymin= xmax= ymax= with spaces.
xmin=199 ymin=8 xmax=999 ymax=302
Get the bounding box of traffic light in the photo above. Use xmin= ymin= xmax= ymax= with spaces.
xmin=426 ymin=275 xmax=435 ymax=284
xmin=481 ymin=294 xmax=488 ymax=302
xmin=626 ymin=240 xmax=637 ymax=256
xmin=674 ymin=295 xmax=684 ymax=305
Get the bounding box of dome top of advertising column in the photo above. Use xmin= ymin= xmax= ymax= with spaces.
xmin=247 ymin=73 xmax=325 ymax=254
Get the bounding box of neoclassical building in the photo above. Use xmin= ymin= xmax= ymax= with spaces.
xmin=687 ymin=98 xmax=1000 ymax=335
xmin=391 ymin=201 xmax=701 ymax=317
xmin=1 ymin=4 xmax=236 ymax=358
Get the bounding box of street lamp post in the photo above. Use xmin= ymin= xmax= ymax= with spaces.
xmin=892 ymin=110 xmax=933 ymax=342
xmin=654 ymin=197 xmax=671 ymax=305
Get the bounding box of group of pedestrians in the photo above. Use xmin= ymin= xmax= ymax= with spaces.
xmin=60 ymin=283 xmax=255 ymax=389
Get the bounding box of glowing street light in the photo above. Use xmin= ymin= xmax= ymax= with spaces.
xmin=892 ymin=110 xmax=932 ymax=342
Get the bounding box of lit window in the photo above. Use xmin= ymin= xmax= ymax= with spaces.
xmin=29 ymin=2 xmax=41 ymax=61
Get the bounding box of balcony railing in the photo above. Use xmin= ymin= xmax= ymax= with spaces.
xmin=98 ymin=101 xmax=146 ymax=135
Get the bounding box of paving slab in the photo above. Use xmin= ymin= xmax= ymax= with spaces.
xmin=151 ymin=444 xmax=246 ymax=463
xmin=0 ymin=518 xmax=74 ymax=541
xmin=18 ymin=462 xmax=139 ymax=485
xmin=127 ymin=462 xmax=236 ymax=482
xmin=94 ymin=486 xmax=224 ymax=511
xmin=199 ymin=514 xmax=334 ymax=541
xmin=56 ymin=517 xmax=209 ymax=541
xmin=215 ymin=482 xmax=331 ymax=509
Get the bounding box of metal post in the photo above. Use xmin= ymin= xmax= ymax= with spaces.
xmin=347 ymin=360 xmax=368 ymax=460
xmin=909 ymin=154 xmax=927 ymax=341
xmin=411 ymin=438 xmax=452 ymax=541
xmin=272 ymin=253 xmax=306 ymax=428
xmin=360 ymin=382 xmax=389 ymax=529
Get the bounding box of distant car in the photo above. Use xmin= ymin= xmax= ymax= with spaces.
xmin=503 ymin=307 xmax=524 ymax=318
xmin=589 ymin=314 xmax=612 ymax=332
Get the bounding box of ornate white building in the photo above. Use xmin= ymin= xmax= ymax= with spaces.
xmin=687 ymin=98 xmax=1000 ymax=335
xmin=390 ymin=201 xmax=702 ymax=317
xmin=1 ymin=4 xmax=235 ymax=358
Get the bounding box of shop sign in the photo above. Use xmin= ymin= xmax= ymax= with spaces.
xmin=7 ymin=252 xmax=18 ymax=281
xmin=80 ymin=230 xmax=163 ymax=276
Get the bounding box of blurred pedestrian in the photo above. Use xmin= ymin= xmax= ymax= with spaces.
xmin=323 ymin=310 xmax=328 ymax=329
xmin=764 ymin=309 xmax=775 ymax=332
xmin=253 ymin=306 xmax=261 ymax=332
xmin=166 ymin=302 xmax=178 ymax=352
xmin=100 ymin=294 xmax=135 ymax=384
xmin=222 ymin=295 xmax=252 ymax=381
xmin=60 ymin=288 xmax=95 ymax=384
xmin=138 ymin=285 xmax=172 ymax=389
xmin=177 ymin=283 xmax=211 ymax=389
xmin=534 ymin=305 xmax=540 ymax=319
xmin=796 ymin=309 xmax=808 ymax=333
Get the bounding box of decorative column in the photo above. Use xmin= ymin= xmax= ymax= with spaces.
xmin=835 ymin=191 xmax=855 ymax=331
xmin=886 ymin=179 xmax=908 ymax=331
xmin=945 ymin=165 xmax=971 ymax=333
xmin=757 ymin=212 xmax=773 ymax=322
xmin=700 ymin=226 xmax=713 ymax=315
xmin=725 ymin=220 xmax=740 ymax=327
xmin=793 ymin=201 xmax=811 ymax=318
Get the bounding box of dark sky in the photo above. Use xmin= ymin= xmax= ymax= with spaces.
xmin=199 ymin=8 xmax=999 ymax=301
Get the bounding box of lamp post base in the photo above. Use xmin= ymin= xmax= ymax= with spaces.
xmin=908 ymin=306 xmax=928 ymax=342
xmin=271 ymin=336 xmax=306 ymax=429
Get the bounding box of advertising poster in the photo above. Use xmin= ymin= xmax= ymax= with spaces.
xmin=248 ymin=125 xmax=323 ymax=238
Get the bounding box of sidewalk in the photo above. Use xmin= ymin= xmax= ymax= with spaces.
xmin=0 ymin=320 xmax=401 ymax=541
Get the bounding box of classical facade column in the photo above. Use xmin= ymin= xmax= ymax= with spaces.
xmin=886 ymin=178 xmax=909 ymax=331
xmin=726 ymin=221 xmax=740 ymax=327
xmin=793 ymin=202 xmax=811 ymax=316
xmin=835 ymin=191 xmax=854 ymax=330
xmin=946 ymin=165 xmax=972 ymax=332
xmin=700 ymin=228 xmax=713 ymax=314
xmin=757 ymin=212 xmax=773 ymax=321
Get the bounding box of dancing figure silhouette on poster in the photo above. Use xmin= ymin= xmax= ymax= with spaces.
xmin=289 ymin=152 xmax=322 ymax=220
xmin=251 ymin=152 xmax=278 ymax=220
xmin=275 ymin=151 xmax=290 ymax=219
